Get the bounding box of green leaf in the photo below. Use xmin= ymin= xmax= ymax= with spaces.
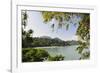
xmin=66 ymin=24 xmax=69 ymax=30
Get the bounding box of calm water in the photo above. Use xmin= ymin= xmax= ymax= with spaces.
xmin=35 ymin=45 xmax=81 ymax=60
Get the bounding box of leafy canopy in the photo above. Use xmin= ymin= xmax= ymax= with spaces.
xmin=42 ymin=11 xmax=90 ymax=59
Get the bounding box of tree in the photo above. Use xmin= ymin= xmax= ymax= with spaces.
xmin=22 ymin=11 xmax=34 ymax=48
xmin=42 ymin=11 xmax=90 ymax=59
xmin=76 ymin=14 xmax=90 ymax=59
xmin=22 ymin=11 xmax=28 ymax=28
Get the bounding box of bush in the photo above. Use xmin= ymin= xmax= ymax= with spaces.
xmin=48 ymin=55 xmax=64 ymax=61
xmin=22 ymin=48 xmax=65 ymax=62
xmin=22 ymin=48 xmax=49 ymax=62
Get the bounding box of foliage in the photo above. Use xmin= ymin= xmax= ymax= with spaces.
xmin=22 ymin=48 xmax=64 ymax=62
xmin=42 ymin=11 xmax=79 ymax=29
xmin=76 ymin=14 xmax=90 ymax=59
xmin=22 ymin=48 xmax=49 ymax=62
xmin=22 ymin=11 xmax=34 ymax=48
xmin=81 ymin=51 xmax=90 ymax=59
xmin=42 ymin=12 xmax=90 ymax=59
xmin=22 ymin=29 xmax=34 ymax=48
xmin=31 ymin=37 xmax=79 ymax=47
xmin=76 ymin=41 xmax=88 ymax=54
xmin=76 ymin=14 xmax=90 ymax=42
xmin=48 ymin=55 xmax=64 ymax=61
xmin=23 ymin=35 xmax=79 ymax=48
xmin=22 ymin=11 xmax=28 ymax=28
xmin=42 ymin=12 xmax=70 ymax=22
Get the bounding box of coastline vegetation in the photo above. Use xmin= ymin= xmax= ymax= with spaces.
xmin=23 ymin=36 xmax=79 ymax=48
xmin=22 ymin=48 xmax=64 ymax=62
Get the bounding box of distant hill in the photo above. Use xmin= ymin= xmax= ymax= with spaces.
xmin=30 ymin=36 xmax=79 ymax=47
xmin=66 ymin=40 xmax=79 ymax=45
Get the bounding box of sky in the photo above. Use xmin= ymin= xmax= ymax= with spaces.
xmin=25 ymin=11 xmax=81 ymax=41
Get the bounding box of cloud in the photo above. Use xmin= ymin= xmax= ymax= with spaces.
xmin=66 ymin=35 xmax=78 ymax=41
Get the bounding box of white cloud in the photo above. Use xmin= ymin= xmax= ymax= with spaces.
xmin=66 ymin=35 xmax=78 ymax=41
